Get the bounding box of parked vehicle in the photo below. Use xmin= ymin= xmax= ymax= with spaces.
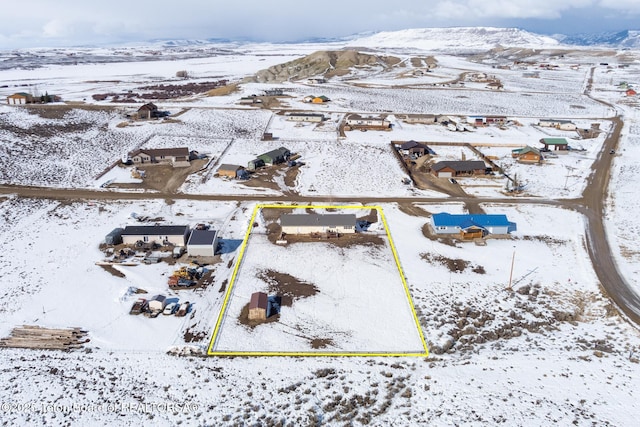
xmin=449 ymin=178 xmax=458 ymax=184
xmin=172 ymin=247 xmax=185 ymax=259
xmin=129 ymin=298 xmax=147 ymax=315
xmin=163 ymin=302 xmax=179 ymax=315
xmin=175 ymin=302 xmax=191 ymax=317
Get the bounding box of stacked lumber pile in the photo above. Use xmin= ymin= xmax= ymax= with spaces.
xmin=0 ymin=325 xmax=89 ymax=350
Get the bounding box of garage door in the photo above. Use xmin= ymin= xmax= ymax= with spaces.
xmin=438 ymin=172 xmax=452 ymax=178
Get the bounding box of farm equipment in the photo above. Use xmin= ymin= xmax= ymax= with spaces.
xmin=168 ymin=266 xmax=204 ymax=288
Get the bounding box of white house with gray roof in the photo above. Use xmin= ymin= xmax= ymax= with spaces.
xmin=280 ymin=214 xmax=356 ymax=235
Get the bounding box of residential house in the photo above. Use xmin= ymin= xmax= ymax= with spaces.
xmin=187 ymin=229 xmax=218 ymax=257
xmin=286 ymin=112 xmax=325 ymax=123
xmin=431 ymin=213 xmax=517 ymax=239
xmin=258 ymin=147 xmax=291 ymax=166
xmin=248 ymin=292 xmax=269 ymax=321
xmin=280 ymin=214 xmax=356 ymax=235
xmin=467 ymin=116 xmax=507 ymax=126
xmin=312 ymin=95 xmax=330 ymax=103
xmin=398 ymin=114 xmax=438 ymax=124
xmin=430 ymin=161 xmax=487 ymax=178
xmin=6 ymin=93 xmax=33 ymax=105
xmin=539 ymin=138 xmax=568 ymax=151
xmin=217 ymin=164 xmax=248 ymax=179
xmin=345 ymin=114 xmax=391 ymax=129
xmin=121 ymin=225 xmax=191 ymax=246
xmin=307 ymin=78 xmax=326 ymax=84
xmin=264 ymin=89 xmax=284 ymax=96
xmin=487 ymin=81 xmax=504 ymax=90
xmin=511 ymin=146 xmax=542 ymax=164
xmin=627 ymin=89 xmax=637 ymax=97
xmin=538 ymin=119 xmax=577 ymax=131
xmin=399 ymin=140 xmax=431 ymax=157
xmin=239 ymin=96 xmax=261 ymax=105
xmin=128 ymin=147 xmax=191 ymax=167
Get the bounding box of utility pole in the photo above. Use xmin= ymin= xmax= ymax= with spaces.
xmin=507 ymin=246 xmax=516 ymax=291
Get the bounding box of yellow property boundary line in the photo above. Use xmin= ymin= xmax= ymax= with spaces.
xmin=207 ymin=204 xmax=429 ymax=357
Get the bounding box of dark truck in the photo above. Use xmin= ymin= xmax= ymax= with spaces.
xmin=129 ymin=298 xmax=147 ymax=315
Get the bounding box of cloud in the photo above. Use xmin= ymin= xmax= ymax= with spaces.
xmin=0 ymin=0 xmax=638 ymax=48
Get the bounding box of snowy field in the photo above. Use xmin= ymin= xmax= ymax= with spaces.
xmin=214 ymin=208 xmax=424 ymax=354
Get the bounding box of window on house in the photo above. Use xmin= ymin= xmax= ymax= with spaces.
xmin=143 ymin=236 xmax=149 ymax=242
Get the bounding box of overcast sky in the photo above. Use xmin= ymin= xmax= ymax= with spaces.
xmin=1 ymin=0 xmax=639 ymax=49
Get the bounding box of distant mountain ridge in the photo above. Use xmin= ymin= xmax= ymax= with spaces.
xmin=344 ymin=27 xmax=561 ymax=51
xmin=554 ymin=30 xmax=640 ymax=48
xmin=150 ymin=27 xmax=640 ymax=51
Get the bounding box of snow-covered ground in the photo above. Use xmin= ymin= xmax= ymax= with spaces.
xmin=1 ymin=37 xmax=640 ymax=426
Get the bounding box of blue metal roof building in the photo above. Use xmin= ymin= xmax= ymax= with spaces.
xmin=431 ymin=213 xmax=517 ymax=236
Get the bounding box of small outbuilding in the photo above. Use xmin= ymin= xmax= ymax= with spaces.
xmin=137 ymin=103 xmax=159 ymax=120
xmin=217 ymin=164 xmax=246 ymax=179
xmin=6 ymin=92 xmax=33 ymax=105
xmin=187 ymin=229 xmax=218 ymax=257
xmin=248 ymin=292 xmax=269 ymax=320
xmin=280 ymin=214 xmax=356 ymax=235
xmin=539 ymin=138 xmax=568 ymax=151
xmin=105 ymin=228 xmax=125 ymax=245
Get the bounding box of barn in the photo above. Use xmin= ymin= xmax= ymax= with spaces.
xmin=280 ymin=214 xmax=356 ymax=235
xmin=137 ymin=103 xmax=159 ymax=120
xmin=121 ymin=225 xmax=190 ymax=246
xmin=258 ymin=147 xmax=291 ymax=166
xmin=248 ymin=292 xmax=269 ymax=321
xmin=187 ymin=229 xmax=218 ymax=257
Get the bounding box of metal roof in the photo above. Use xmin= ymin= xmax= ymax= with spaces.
xmin=280 ymin=214 xmax=356 ymax=227
xmin=259 ymin=147 xmax=290 ymax=161
xmin=431 ymin=160 xmax=486 ymax=172
xmin=122 ymin=225 xmax=189 ymax=235
xmin=187 ymin=229 xmax=218 ymax=246
xmin=129 ymin=147 xmax=190 ymax=158
xmin=249 ymin=292 xmax=268 ymax=310
xmin=217 ymin=164 xmax=243 ymax=172
xmin=432 ymin=213 xmax=516 ymax=231
xmin=540 ymin=138 xmax=568 ymax=145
